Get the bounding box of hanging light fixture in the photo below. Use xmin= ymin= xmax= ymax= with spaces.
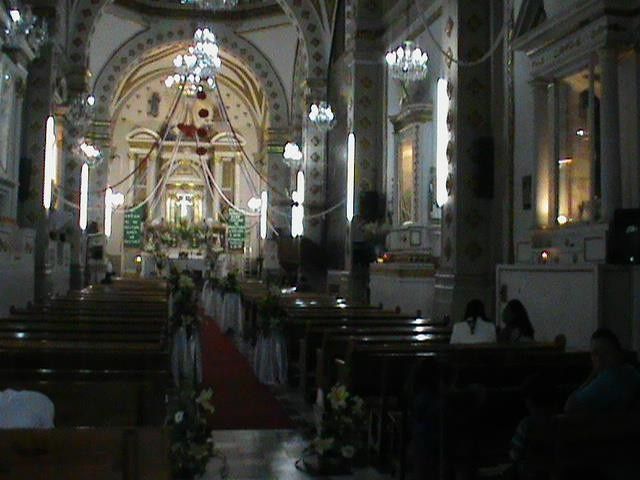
xmin=67 ymin=93 xmax=96 ymax=134
xmin=283 ymin=142 xmax=303 ymax=169
xmin=76 ymin=139 xmax=104 ymax=168
xmin=385 ymin=1 xmax=428 ymax=83
xmin=164 ymin=28 xmax=221 ymax=96
xmin=385 ymin=40 xmax=429 ymax=82
xmin=308 ymin=102 xmax=336 ymax=131
xmin=179 ymin=0 xmax=238 ymax=11
xmin=3 ymin=3 xmax=48 ymax=54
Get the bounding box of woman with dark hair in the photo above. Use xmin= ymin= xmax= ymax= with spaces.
xmin=500 ymin=299 xmax=535 ymax=343
xmin=450 ymin=299 xmax=497 ymax=344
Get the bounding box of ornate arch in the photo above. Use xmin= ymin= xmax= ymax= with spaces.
xmin=93 ymin=21 xmax=289 ymax=129
xmin=69 ymin=0 xmax=329 ymax=86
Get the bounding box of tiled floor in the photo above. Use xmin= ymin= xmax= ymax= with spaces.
xmin=205 ymin=430 xmax=392 ymax=480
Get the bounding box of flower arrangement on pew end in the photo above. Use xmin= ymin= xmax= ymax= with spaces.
xmin=170 ymin=273 xmax=203 ymax=334
xmin=257 ymin=293 xmax=286 ymax=337
xmin=166 ymin=386 xmax=228 ymax=479
xmin=298 ymin=384 xmax=367 ymax=475
xmin=221 ymin=272 xmax=240 ymax=295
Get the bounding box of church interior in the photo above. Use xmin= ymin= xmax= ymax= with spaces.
xmin=1 ymin=0 xmax=640 ymax=478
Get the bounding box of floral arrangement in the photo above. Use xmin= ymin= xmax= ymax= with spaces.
xmin=145 ymin=220 xmax=224 ymax=252
xmin=170 ymin=273 xmax=201 ymax=333
xmin=221 ymin=272 xmax=240 ymax=295
xmin=166 ymin=386 xmax=228 ymax=479
xmin=257 ymin=293 xmax=286 ymax=337
xmin=301 ymin=384 xmax=366 ymax=473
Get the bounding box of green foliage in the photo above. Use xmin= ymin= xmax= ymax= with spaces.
xmin=166 ymin=387 xmax=227 ymax=479
xmin=257 ymin=293 xmax=286 ymax=336
xmin=221 ymin=272 xmax=240 ymax=294
xmin=306 ymin=384 xmax=367 ymax=462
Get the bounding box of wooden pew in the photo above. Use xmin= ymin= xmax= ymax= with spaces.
xmin=0 ymin=427 xmax=170 ymax=479
xmin=297 ymin=321 xmax=448 ymax=398
xmin=0 ymin=380 xmax=166 ymax=427
xmin=316 ymin=332 xmax=452 ymax=394
xmin=522 ymin=412 xmax=640 ymax=478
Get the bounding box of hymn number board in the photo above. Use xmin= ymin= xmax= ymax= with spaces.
xmin=227 ymin=211 xmax=246 ymax=250
xmin=123 ymin=206 xmax=145 ymax=248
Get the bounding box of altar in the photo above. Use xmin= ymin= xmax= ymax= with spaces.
xmin=167 ymin=254 xmax=207 ymax=273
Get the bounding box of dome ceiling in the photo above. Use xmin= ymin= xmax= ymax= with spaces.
xmin=112 ymin=0 xmax=281 ymax=17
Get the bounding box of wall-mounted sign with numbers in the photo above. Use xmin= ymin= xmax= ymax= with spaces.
xmin=227 ymin=210 xmax=246 ymax=250
xmin=123 ymin=206 xmax=145 ymax=248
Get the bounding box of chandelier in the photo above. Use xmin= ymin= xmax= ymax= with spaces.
xmin=308 ymin=102 xmax=335 ymax=131
xmin=283 ymin=142 xmax=303 ymax=169
xmin=385 ymin=40 xmax=429 ymax=82
xmin=179 ymin=0 xmax=238 ymax=11
xmin=67 ymin=94 xmax=95 ymax=136
xmin=3 ymin=3 xmax=48 ymax=54
xmin=164 ymin=28 xmax=221 ymax=96
xmin=74 ymin=138 xmax=104 ymax=168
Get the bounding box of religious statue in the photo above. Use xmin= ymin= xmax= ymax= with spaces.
xmin=148 ymin=92 xmax=161 ymax=118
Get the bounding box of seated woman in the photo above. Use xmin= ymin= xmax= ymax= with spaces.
xmin=450 ymin=299 xmax=496 ymax=344
xmin=0 ymin=389 xmax=54 ymax=428
xmin=499 ymin=299 xmax=535 ymax=343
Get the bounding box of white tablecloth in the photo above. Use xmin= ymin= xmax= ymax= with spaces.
xmin=220 ymin=293 xmax=244 ymax=335
xmin=170 ymin=326 xmax=203 ymax=387
xmin=253 ymin=332 xmax=288 ymax=385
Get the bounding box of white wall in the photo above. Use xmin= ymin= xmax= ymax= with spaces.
xmin=89 ymin=12 xmax=146 ymax=82
xmin=512 ymin=51 xmax=535 ymax=260
xmin=239 ymin=23 xmax=297 ymax=109
xmin=497 ymin=265 xmax=599 ymax=350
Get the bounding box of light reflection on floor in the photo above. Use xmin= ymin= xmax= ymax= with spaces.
xmin=205 ymin=430 xmax=391 ymax=480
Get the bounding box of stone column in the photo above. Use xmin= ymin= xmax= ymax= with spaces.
xmin=59 ymin=112 xmax=83 ymax=290
xmin=598 ymin=48 xmax=622 ymax=221
xmin=18 ymin=43 xmax=57 ymax=302
xmin=433 ymin=0 xmax=496 ymax=322
xmin=264 ymin=128 xmax=291 ymax=237
xmin=303 ymin=79 xmax=329 ymax=246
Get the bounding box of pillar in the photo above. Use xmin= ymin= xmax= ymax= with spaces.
xmin=18 ymin=43 xmax=57 ymax=302
xmin=302 ymin=79 xmax=329 ymax=246
xmin=598 ymin=48 xmax=622 ymax=221
xmin=264 ymin=128 xmax=291 ymax=237
xmin=433 ymin=0 xmax=496 ymax=322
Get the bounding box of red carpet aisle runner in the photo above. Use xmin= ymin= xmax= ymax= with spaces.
xmin=200 ymin=317 xmax=293 ymax=429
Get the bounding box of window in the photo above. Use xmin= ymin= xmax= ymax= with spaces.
xmin=555 ymin=64 xmax=601 ymax=224
xmin=399 ymin=136 xmax=415 ymax=223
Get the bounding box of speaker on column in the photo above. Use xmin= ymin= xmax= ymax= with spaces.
xmin=471 ymin=136 xmax=494 ymax=199
xmin=608 ymin=209 xmax=640 ymax=264
xmin=17 ymin=157 xmax=32 ymax=202
xmin=359 ymin=191 xmax=384 ymax=222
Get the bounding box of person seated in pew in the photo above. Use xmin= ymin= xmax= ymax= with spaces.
xmin=509 ymin=375 xmax=557 ymax=478
xmin=0 ymin=389 xmax=54 ymax=429
xmin=565 ymin=328 xmax=640 ymax=414
xmin=498 ymin=300 xmax=535 ymax=343
xmin=450 ymin=299 xmax=496 ymax=344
